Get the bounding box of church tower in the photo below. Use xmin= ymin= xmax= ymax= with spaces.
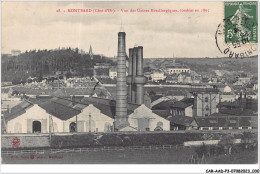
xmin=89 ymin=45 xmax=93 ymax=60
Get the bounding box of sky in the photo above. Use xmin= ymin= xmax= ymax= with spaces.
xmin=2 ymin=1 xmax=226 ymax=58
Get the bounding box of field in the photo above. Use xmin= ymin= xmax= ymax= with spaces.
xmin=2 ymin=147 xmax=257 ymax=164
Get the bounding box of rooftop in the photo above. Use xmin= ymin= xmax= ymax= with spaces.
xmin=167 ymin=116 xmax=195 ymax=127
xmin=195 ymin=116 xmax=255 ymax=127
xmin=172 ymin=98 xmax=194 ymax=109
xmin=4 ymin=100 xmax=34 ymax=122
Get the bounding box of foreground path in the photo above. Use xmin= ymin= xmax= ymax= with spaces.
xmin=2 ymin=147 xmax=257 ymax=164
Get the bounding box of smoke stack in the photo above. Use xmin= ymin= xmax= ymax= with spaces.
xmin=131 ymin=47 xmax=138 ymax=103
xmin=127 ymin=46 xmax=146 ymax=105
xmin=135 ymin=46 xmax=146 ymax=104
xmin=127 ymin=48 xmax=133 ymax=103
xmin=115 ymin=32 xmax=128 ymax=129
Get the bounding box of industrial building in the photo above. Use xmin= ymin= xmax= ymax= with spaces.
xmin=3 ymin=31 xmax=170 ymax=133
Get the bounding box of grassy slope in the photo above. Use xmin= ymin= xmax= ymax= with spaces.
xmin=144 ymin=56 xmax=258 ymax=74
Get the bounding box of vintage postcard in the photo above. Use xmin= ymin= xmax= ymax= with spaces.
xmin=1 ymin=1 xmax=259 ymax=173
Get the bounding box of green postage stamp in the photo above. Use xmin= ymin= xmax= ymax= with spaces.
xmin=216 ymin=1 xmax=258 ymax=58
xmin=224 ymin=1 xmax=257 ymax=43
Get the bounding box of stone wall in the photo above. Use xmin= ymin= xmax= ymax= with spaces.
xmin=1 ymin=135 xmax=50 ymax=149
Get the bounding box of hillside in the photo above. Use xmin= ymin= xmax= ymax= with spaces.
xmin=144 ymin=56 xmax=258 ymax=75
xmin=1 ymin=48 xmax=116 ymax=83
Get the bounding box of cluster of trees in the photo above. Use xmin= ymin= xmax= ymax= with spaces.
xmin=2 ymin=48 xmax=116 ymax=84
xmin=190 ymin=132 xmax=257 ymax=164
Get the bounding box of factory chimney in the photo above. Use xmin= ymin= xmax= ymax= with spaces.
xmin=135 ymin=46 xmax=146 ymax=104
xmin=127 ymin=48 xmax=133 ymax=103
xmin=127 ymin=46 xmax=146 ymax=104
xmin=115 ymin=32 xmax=128 ymax=129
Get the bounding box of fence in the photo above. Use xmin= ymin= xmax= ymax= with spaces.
xmin=50 ymin=144 xmax=184 ymax=153
xmin=2 ymin=149 xmax=45 ymax=155
xmin=2 ymin=144 xmax=184 ymax=155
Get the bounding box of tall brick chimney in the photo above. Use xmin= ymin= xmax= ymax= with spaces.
xmin=115 ymin=32 xmax=128 ymax=129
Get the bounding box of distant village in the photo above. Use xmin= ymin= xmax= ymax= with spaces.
xmin=1 ymin=41 xmax=258 ymax=135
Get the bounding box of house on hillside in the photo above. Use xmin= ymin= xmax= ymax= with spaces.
xmin=216 ymin=84 xmax=233 ymax=93
xmin=166 ymin=64 xmax=190 ymax=74
xmin=166 ymin=74 xmax=178 ymax=83
xmin=109 ymin=66 xmax=117 ymax=79
xmin=150 ymin=69 xmax=166 ymax=82
xmin=192 ymin=76 xmax=201 ymax=84
xmin=233 ymin=74 xmax=251 ymax=85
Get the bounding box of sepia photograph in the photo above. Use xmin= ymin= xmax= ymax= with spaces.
xmin=1 ymin=1 xmax=259 ymax=173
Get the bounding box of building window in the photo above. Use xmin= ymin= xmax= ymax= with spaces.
xmin=32 ymin=121 xmax=41 ymax=133
xmin=146 ymin=128 xmax=150 ymax=131
xmin=205 ymin=113 xmax=209 ymax=116
xmin=205 ymin=105 xmax=209 ymax=111
xmin=154 ymin=122 xmax=163 ymax=131
xmin=69 ymin=122 xmax=77 ymax=132
xmin=205 ymin=97 xmax=208 ymax=102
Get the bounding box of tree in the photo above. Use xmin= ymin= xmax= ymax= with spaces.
xmin=65 ymin=71 xmax=72 ymax=79
xmin=195 ymin=143 xmax=208 ymax=158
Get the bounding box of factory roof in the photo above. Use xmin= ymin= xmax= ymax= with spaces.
xmin=4 ymin=100 xmax=34 ymax=122
xmin=152 ymin=110 xmax=171 ymax=119
xmin=152 ymin=100 xmax=174 ymax=110
xmin=145 ymin=86 xmax=218 ymax=96
xmin=219 ymin=108 xmax=257 ymax=116
xmin=11 ymin=86 xmax=105 ymax=96
xmin=189 ymin=88 xmax=219 ymax=93
xmin=172 ymin=98 xmax=194 ymax=109
xmin=39 ymin=99 xmax=81 ymax=120
xmin=195 ymin=116 xmax=254 ymax=127
xmin=150 ymin=94 xmax=163 ymax=102
xmin=167 ymin=116 xmax=197 ymax=127
xmin=81 ymin=97 xmax=140 ymax=118
xmin=4 ymin=97 xmax=117 ymax=121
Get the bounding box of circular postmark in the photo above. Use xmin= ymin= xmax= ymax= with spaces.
xmin=215 ymin=3 xmax=258 ymax=58
xmin=11 ymin=137 xmax=20 ymax=147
